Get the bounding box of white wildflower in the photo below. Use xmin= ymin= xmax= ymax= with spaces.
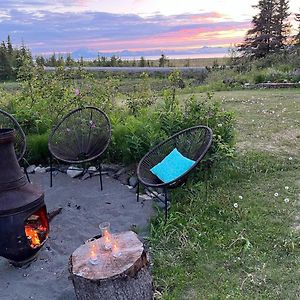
xmin=233 ymin=203 xmax=239 ymax=208
xmin=284 ymin=198 xmax=289 ymax=203
xmin=285 ymin=186 xmax=289 ymax=190
xmin=239 ymin=195 xmax=243 ymax=200
xmin=274 ymin=192 xmax=279 ymax=197
xmin=217 ymin=123 xmax=223 ymax=127
xmin=288 ymin=157 xmax=293 ymax=161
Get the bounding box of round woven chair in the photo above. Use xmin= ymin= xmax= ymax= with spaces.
xmin=48 ymin=106 xmax=111 ymax=189
xmin=137 ymin=125 xmax=213 ymax=220
xmin=0 ymin=109 xmax=30 ymax=182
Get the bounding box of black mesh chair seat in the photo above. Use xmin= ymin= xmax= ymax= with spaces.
xmin=137 ymin=125 xmax=213 ymax=220
xmin=48 ymin=106 xmax=111 ymax=188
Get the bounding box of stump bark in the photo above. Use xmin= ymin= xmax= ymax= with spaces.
xmin=69 ymin=231 xmax=153 ymax=300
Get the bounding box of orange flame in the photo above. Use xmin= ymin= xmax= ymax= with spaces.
xmin=25 ymin=225 xmax=41 ymax=248
xmin=90 ymin=244 xmax=97 ymax=260
xmin=112 ymin=243 xmax=118 ymax=252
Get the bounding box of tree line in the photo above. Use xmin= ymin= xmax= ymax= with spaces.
xmin=0 ymin=36 xmax=31 ymax=81
xmin=1 ymin=0 xmax=300 ymax=81
xmin=0 ymin=37 xmax=171 ymax=81
xmin=239 ymin=0 xmax=300 ymax=58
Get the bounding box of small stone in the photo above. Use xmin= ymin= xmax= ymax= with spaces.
xmin=67 ymin=167 xmax=83 ymax=178
xmin=34 ymin=166 xmax=46 ymax=173
xmin=113 ymin=167 xmax=127 ymax=179
xmin=101 ymin=163 xmax=122 ymax=173
xmin=26 ymin=165 xmax=36 ymax=174
xmin=139 ymin=194 xmax=152 ymax=201
xmin=87 ymin=166 xmax=97 ymax=173
xmin=45 ymin=166 xmax=52 ymax=172
xmin=129 ymin=176 xmax=138 ymax=188
xmin=118 ymin=173 xmax=130 ymax=185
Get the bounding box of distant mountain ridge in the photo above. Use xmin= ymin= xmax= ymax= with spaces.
xmin=70 ymin=46 xmax=229 ymax=59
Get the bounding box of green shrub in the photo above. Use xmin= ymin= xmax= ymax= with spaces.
xmin=253 ymin=71 xmax=266 ymax=84
xmin=26 ymin=133 xmax=49 ymax=164
xmin=14 ymin=60 xmax=119 ymax=134
xmin=108 ymin=110 xmax=164 ymax=164
xmin=108 ymin=90 xmax=235 ymax=166
xmin=2 ymin=67 xmax=235 ymax=167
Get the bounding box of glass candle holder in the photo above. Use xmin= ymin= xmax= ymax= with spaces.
xmin=89 ymin=243 xmax=98 ymax=265
xmin=112 ymin=240 xmax=122 ymax=258
xmin=99 ymin=222 xmax=112 ymax=251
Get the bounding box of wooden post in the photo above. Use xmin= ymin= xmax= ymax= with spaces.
xmin=69 ymin=231 xmax=153 ymax=300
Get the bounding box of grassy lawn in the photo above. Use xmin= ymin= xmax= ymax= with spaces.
xmin=151 ymin=89 xmax=300 ymax=299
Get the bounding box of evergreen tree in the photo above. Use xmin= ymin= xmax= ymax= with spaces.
xmin=110 ymin=55 xmax=117 ymax=67
xmin=0 ymin=41 xmax=11 ymax=80
xmin=79 ymin=56 xmax=84 ymax=66
xmin=273 ymin=0 xmax=291 ymax=49
xmin=295 ymin=11 xmax=300 ymax=45
xmin=239 ymin=0 xmax=277 ymax=58
xmin=48 ymin=53 xmax=57 ymax=67
xmin=35 ymin=56 xmax=46 ymax=66
xmin=57 ymin=55 xmax=64 ymax=66
xmin=0 ymin=38 xmax=32 ymax=80
xmin=65 ymin=54 xmax=75 ymax=67
xmin=239 ymin=0 xmax=290 ymax=58
xmin=6 ymin=35 xmax=13 ymax=57
xmin=159 ymin=54 xmax=167 ymax=67
xmin=101 ymin=56 xmax=107 ymax=66
xmin=139 ymin=56 xmax=146 ymax=67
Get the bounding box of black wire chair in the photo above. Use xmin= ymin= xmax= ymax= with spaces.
xmin=137 ymin=125 xmax=213 ymax=220
xmin=48 ymin=106 xmax=111 ymax=189
xmin=0 ymin=109 xmax=30 ymax=182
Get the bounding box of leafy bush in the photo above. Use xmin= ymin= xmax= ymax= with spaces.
xmin=12 ymin=60 xmax=119 ymax=134
xmin=2 ymin=67 xmax=235 ymax=167
xmin=109 ymin=88 xmax=235 ymax=165
xmin=26 ymin=133 xmax=49 ymax=164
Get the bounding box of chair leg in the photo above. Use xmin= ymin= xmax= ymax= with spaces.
xmin=136 ymin=181 xmax=140 ymax=202
xmin=50 ymin=154 xmax=53 ymax=188
xmin=24 ymin=163 xmax=30 ymax=183
xmin=99 ymin=163 xmax=103 ymax=191
xmin=164 ymin=188 xmax=168 ymax=223
xmin=205 ymin=165 xmax=210 ymax=201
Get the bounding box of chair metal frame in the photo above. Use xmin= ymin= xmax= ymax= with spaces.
xmin=48 ymin=106 xmax=111 ymax=189
xmin=136 ymin=125 xmax=213 ymax=221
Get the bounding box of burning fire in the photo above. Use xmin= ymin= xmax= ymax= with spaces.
xmin=24 ymin=207 xmax=49 ymax=249
xmin=25 ymin=225 xmax=41 ymax=248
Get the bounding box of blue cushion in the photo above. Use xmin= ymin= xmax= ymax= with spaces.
xmin=150 ymin=148 xmax=195 ymax=183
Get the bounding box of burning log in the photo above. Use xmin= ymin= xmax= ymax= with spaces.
xmin=69 ymin=231 xmax=153 ymax=300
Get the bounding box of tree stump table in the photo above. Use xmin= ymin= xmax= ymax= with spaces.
xmin=69 ymin=231 xmax=153 ymax=300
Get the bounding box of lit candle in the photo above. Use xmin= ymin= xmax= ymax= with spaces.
xmin=99 ymin=222 xmax=112 ymax=251
xmin=112 ymin=241 xmax=122 ymax=258
xmin=89 ymin=243 xmax=98 ymax=265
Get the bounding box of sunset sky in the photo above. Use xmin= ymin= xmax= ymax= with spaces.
xmin=0 ymin=0 xmax=299 ymax=56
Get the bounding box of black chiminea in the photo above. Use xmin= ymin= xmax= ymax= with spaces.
xmin=0 ymin=128 xmax=49 ymax=266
